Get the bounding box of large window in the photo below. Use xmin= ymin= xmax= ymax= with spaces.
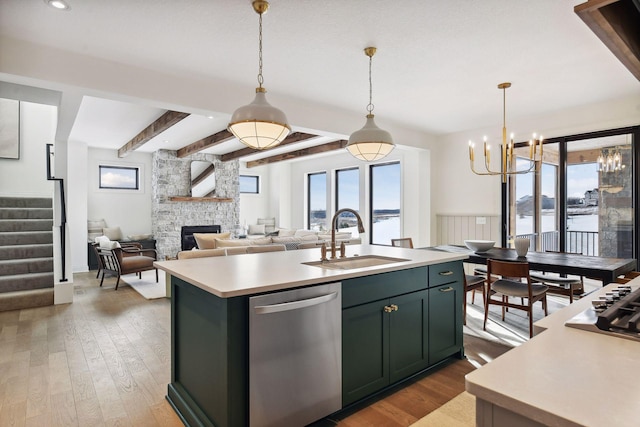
xmin=370 ymin=162 xmax=401 ymax=245
xmin=335 ymin=168 xmax=360 ymax=237
xmin=506 ymin=127 xmax=637 ymax=260
xmin=308 ymin=172 xmax=327 ymax=231
xmin=99 ymin=165 xmax=139 ymax=190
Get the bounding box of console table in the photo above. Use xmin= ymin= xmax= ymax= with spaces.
xmin=87 ymin=239 xmax=156 ymax=270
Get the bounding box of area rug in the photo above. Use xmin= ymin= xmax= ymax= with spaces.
xmin=120 ymin=270 xmax=167 ymax=299
xmin=410 ymin=391 xmax=474 ymax=427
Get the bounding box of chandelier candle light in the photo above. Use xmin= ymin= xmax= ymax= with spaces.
xmin=468 ymin=82 xmax=543 ymax=183
xmin=597 ymin=148 xmax=624 ymax=173
xmin=228 ymin=1 xmax=290 ymax=150
xmin=347 ymin=47 xmax=395 ymax=162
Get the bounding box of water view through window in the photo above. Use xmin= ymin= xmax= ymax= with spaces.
xmin=336 ymin=168 xmax=360 ymax=237
xmin=308 ymin=172 xmax=327 ymax=231
xmin=370 ymin=162 xmax=401 ymax=245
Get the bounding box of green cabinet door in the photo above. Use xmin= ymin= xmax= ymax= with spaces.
xmin=343 ymin=290 xmax=430 ymax=406
xmin=389 ymin=290 xmax=429 ymax=383
xmin=428 ymin=281 xmax=463 ymax=364
xmin=342 ymin=299 xmax=390 ymax=406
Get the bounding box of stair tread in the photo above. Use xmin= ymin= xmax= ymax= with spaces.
xmin=0 ymin=272 xmax=54 ymax=280
xmin=0 ymin=257 xmax=53 ymax=264
xmin=0 ymin=230 xmax=53 ymax=235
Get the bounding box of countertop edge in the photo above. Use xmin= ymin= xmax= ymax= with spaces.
xmin=154 ymin=246 xmax=468 ymax=298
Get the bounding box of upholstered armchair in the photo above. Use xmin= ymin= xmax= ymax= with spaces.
xmin=96 ymin=244 xmax=158 ymax=290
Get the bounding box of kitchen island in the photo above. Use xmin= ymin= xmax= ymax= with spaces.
xmin=466 ymin=279 xmax=640 ymax=427
xmin=154 ymin=244 xmax=467 ymax=427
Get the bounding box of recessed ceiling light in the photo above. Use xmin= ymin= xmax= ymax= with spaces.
xmin=44 ymin=0 xmax=71 ymax=11
xmin=207 ymin=116 xmax=214 ymax=119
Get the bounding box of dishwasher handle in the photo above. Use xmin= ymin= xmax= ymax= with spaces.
xmin=254 ymin=292 xmax=338 ymax=315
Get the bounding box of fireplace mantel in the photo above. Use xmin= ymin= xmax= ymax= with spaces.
xmin=168 ymin=196 xmax=233 ymax=202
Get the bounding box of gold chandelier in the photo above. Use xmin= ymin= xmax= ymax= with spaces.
xmin=468 ymin=82 xmax=543 ymax=183
xmin=228 ymin=1 xmax=291 ymax=150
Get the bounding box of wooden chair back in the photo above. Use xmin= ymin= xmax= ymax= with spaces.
xmin=391 ymin=238 xmax=413 ymax=249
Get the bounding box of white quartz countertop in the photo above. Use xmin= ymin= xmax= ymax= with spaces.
xmin=465 ymin=279 xmax=640 ymax=427
xmin=154 ymin=244 xmax=466 ymax=298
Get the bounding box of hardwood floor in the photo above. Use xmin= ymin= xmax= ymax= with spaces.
xmin=0 ymin=272 xmax=182 ymax=427
xmin=0 ymin=272 xmax=513 ymax=426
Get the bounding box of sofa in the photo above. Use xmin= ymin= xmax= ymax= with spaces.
xmin=189 ymin=228 xmax=361 ymax=252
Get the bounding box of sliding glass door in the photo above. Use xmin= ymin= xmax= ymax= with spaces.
xmin=507 ymin=128 xmax=635 ymax=259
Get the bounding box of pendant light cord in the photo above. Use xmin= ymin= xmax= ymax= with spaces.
xmin=257 ymin=11 xmax=264 ymax=89
xmin=367 ymin=54 xmax=374 ymax=114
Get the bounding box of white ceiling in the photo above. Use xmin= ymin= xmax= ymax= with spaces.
xmin=0 ymin=0 xmax=638 ymax=159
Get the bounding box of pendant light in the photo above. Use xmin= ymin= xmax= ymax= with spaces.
xmin=347 ymin=47 xmax=394 ymax=162
xmin=228 ymin=1 xmax=290 ymax=150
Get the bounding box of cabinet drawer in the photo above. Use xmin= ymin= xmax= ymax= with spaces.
xmin=428 ymin=261 xmax=463 ymax=288
xmin=342 ymin=267 xmax=427 ymax=308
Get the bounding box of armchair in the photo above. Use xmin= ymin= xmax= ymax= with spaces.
xmin=97 ymin=244 xmax=158 ymax=290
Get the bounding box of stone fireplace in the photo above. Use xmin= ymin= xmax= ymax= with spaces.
xmin=151 ymin=149 xmax=239 ymax=258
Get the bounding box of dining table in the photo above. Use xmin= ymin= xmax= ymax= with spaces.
xmin=426 ymin=245 xmax=637 ymax=285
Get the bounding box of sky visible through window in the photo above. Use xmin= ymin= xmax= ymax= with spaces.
xmin=337 ymin=168 xmax=359 ymax=211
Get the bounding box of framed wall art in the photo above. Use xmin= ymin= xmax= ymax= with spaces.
xmin=0 ymin=98 xmax=20 ymax=159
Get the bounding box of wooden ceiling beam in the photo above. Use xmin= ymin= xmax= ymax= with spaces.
xmin=118 ymin=110 xmax=189 ymax=157
xmin=246 ymin=140 xmax=348 ymax=168
xmin=177 ymin=129 xmax=234 ymax=158
xmin=220 ymin=132 xmax=317 ymax=162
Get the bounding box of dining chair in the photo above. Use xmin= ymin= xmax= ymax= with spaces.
xmin=484 ymin=259 xmax=549 ymax=338
xmin=463 ymin=274 xmax=485 ymax=325
xmin=391 ymin=238 xmax=413 ymax=248
xmin=529 ymin=250 xmax=584 ymax=303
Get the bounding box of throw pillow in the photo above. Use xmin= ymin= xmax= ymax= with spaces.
xmin=194 ymin=232 xmax=231 ymax=249
xmin=294 ymin=229 xmax=318 ymax=238
xmin=277 ymin=228 xmax=296 ymax=237
xmin=248 ymin=224 xmax=266 ymax=235
xmin=103 ymin=226 xmax=123 ymax=241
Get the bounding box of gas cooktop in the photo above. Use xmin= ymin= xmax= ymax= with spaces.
xmin=565 ymin=284 xmax=640 ymax=342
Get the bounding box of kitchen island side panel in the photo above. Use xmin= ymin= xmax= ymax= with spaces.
xmin=169 ymin=276 xmax=248 ymax=427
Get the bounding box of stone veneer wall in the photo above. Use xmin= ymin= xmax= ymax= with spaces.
xmin=598 ymin=146 xmax=632 ymax=258
xmin=152 ymin=150 xmax=239 ymax=259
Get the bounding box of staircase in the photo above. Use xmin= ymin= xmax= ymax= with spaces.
xmin=0 ymin=197 xmax=55 ymax=311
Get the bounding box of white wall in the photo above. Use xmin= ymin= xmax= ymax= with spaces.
xmin=86 ymin=147 xmax=153 ymax=240
xmin=67 ymin=140 xmax=88 ymax=273
xmin=0 ymin=101 xmax=56 ymax=197
xmin=239 ymin=164 xmax=271 ymax=228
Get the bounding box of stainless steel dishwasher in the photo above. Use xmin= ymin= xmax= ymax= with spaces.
xmin=249 ymin=282 xmax=342 ymax=427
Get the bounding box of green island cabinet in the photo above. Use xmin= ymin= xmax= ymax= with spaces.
xmin=342 ymin=262 xmax=464 ymax=406
xmin=166 ymin=259 xmax=464 ymax=426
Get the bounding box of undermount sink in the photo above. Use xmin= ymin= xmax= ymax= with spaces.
xmin=303 ymin=255 xmax=410 ymax=270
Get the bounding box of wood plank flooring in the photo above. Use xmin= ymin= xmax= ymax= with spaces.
xmin=0 ymin=272 xmax=513 ymax=426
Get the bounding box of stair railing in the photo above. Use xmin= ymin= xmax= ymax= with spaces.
xmin=46 ymin=143 xmax=68 ymax=282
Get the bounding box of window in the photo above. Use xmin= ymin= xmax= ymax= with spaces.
xmin=99 ymin=165 xmax=139 ymax=190
xmin=505 ymin=127 xmax=638 ymax=259
xmin=239 ymin=175 xmax=259 ymax=194
xmin=370 ymin=162 xmax=401 ymax=245
xmin=335 ymin=168 xmax=360 ymax=237
xmin=308 ymin=172 xmax=327 ymax=231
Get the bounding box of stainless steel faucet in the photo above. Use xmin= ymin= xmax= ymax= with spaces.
xmin=329 ymin=208 xmax=365 ymax=259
